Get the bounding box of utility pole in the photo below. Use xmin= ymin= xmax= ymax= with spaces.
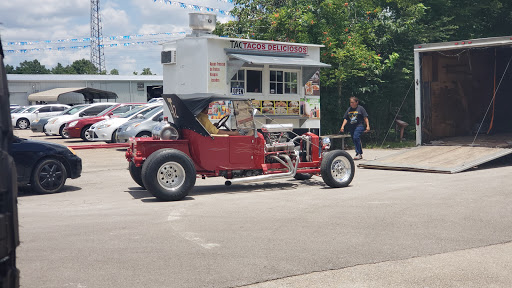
xmin=90 ymin=0 xmax=106 ymax=73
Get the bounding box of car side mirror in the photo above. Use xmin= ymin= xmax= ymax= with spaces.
xmin=136 ymin=114 xmax=144 ymax=119
xmin=158 ymin=116 xmax=164 ymax=122
xmin=107 ymin=112 xmax=114 ymax=117
xmin=79 ymin=112 xmax=85 ymax=117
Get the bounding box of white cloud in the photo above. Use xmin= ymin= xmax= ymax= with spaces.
xmin=1 ymin=0 xmax=233 ymax=74
xmin=100 ymin=2 xmax=134 ymax=35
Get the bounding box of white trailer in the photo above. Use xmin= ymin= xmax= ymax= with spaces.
xmin=160 ymin=13 xmax=330 ymax=132
xmin=361 ymin=36 xmax=512 ymax=173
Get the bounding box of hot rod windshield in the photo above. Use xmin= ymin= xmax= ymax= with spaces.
xmin=162 ymin=94 xmax=253 ymax=137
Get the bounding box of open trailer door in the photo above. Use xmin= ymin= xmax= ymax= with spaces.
xmin=363 ymin=36 xmax=512 ymax=174
xmin=359 ymin=146 xmax=512 ymax=173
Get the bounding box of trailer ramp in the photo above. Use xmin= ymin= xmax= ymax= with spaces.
xmin=359 ymin=146 xmax=512 ymax=173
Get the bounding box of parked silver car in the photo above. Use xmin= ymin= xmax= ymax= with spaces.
xmin=116 ymin=107 xmax=164 ymax=143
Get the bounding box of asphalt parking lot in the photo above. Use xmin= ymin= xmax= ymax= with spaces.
xmin=14 ymin=129 xmax=512 ymax=288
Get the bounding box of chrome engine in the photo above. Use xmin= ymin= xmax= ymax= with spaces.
xmin=261 ymin=124 xmax=295 ymax=153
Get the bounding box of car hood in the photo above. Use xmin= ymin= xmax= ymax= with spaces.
xmin=49 ymin=114 xmax=79 ymax=124
xmin=119 ymin=118 xmax=145 ymax=129
xmin=12 ymin=137 xmax=74 ymax=156
xmin=93 ymin=118 xmax=128 ymax=128
xmin=12 ymin=112 xmax=33 ymax=118
xmin=74 ymin=115 xmax=110 ymax=124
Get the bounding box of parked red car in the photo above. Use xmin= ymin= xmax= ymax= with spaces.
xmin=64 ymin=103 xmax=143 ymax=141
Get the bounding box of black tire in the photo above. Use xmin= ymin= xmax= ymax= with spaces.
xmin=31 ymin=158 xmax=67 ymax=194
xmin=294 ymin=173 xmax=313 ymax=180
xmin=129 ymin=161 xmax=145 ymax=188
xmin=80 ymin=125 xmax=93 ymax=141
xmin=59 ymin=125 xmax=68 ymax=139
xmin=16 ymin=118 xmax=30 ymax=129
xmin=141 ymin=149 xmax=196 ymax=201
xmin=110 ymin=129 xmax=117 ymax=143
xmin=135 ymin=131 xmax=152 ymax=138
xmin=320 ymin=150 xmax=355 ymax=188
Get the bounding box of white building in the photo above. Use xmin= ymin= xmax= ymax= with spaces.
xmin=7 ymin=74 xmax=163 ymax=105
xmin=161 ymin=13 xmax=329 ymax=129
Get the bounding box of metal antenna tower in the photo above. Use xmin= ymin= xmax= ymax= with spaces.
xmin=90 ymin=0 xmax=105 ymax=73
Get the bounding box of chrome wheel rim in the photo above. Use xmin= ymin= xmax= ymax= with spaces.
xmin=331 ymin=156 xmax=352 ymax=183
xmin=157 ymin=161 xmax=185 ymax=191
xmin=18 ymin=120 xmax=28 ymax=129
xmin=84 ymin=130 xmax=93 ymax=141
xmin=39 ymin=162 xmax=64 ymax=190
xmin=62 ymin=131 xmax=70 ymax=138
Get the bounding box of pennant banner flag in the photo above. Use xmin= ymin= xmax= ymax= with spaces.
xmin=152 ymin=0 xmax=234 ymax=18
xmin=4 ymin=40 xmax=169 ymax=54
xmin=5 ymin=32 xmax=188 ymax=46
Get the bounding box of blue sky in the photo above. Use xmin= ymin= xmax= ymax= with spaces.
xmin=0 ymin=0 xmax=233 ymax=75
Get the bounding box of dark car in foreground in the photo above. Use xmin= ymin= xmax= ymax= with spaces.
xmin=11 ymin=136 xmax=82 ymax=194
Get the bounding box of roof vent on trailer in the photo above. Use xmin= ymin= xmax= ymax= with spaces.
xmin=189 ymin=13 xmax=216 ymax=37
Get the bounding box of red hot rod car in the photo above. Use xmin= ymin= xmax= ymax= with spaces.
xmin=126 ymin=93 xmax=355 ymax=201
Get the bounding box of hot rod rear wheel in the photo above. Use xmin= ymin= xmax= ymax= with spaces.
xmin=129 ymin=161 xmax=145 ymax=188
xmin=294 ymin=173 xmax=313 ymax=180
xmin=141 ymin=149 xmax=196 ymax=201
xmin=321 ymin=150 xmax=355 ymax=188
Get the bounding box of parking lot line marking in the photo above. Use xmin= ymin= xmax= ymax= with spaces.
xmin=167 ymin=207 xmax=220 ymax=249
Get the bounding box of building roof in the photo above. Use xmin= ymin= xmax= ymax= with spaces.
xmin=7 ymin=74 xmax=163 ymax=82
xmin=28 ymin=87 xmax=118 ymax=102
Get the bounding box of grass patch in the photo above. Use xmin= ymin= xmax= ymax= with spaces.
xmin=365 ymin=140 xmax=416 ymax=149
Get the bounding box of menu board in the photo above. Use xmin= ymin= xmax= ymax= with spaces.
xmin=208 ymin=101 xmax=231 ymax=120
xmin=251 ymin=100 xmax=300 ymax=116
xmin=305 ymin=70 xmax=320 ymax=96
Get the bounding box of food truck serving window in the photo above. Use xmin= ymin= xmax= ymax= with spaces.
xmin=270 ymin=70 xmax=298 ymax=95
xmin=231 ymin=69 xmax=263 ymax=94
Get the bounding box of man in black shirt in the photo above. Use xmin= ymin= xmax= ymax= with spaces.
xmin=340 ymin=97 xmax=370 ymax=160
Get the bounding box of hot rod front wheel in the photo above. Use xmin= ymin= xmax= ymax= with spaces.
xmin=320 ymin=150 xmax=355 ymax=188
xmin=141 ymin=149 xmax=196 ymax=201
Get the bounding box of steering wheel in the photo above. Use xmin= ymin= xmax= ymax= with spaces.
xmin=214 ymin=114 xmax=230 ymax=130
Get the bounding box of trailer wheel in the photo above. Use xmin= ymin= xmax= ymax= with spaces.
xmin=141 ymin=149 xmax=196 ymax=201
xmin=320 ymin=150 xmax=355 ymax=188
xmin=294 ymin=173 xmax=313 ymax=180
xmin=128 ymin=162 xmax=145 ymax=188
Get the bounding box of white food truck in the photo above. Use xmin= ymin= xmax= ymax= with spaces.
xmin=361 ymin=36 xmax=512 ymax=173
xmin=160 ymin=13 xmax=330 ymax=132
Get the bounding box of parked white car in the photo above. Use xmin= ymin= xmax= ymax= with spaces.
xmin=11 ymin=104 xmax=70 ymax=129
xmin=45 ymin=103 xmax=116 ymax=138
xmin=89 ymin=103 xmax=162 ymax=143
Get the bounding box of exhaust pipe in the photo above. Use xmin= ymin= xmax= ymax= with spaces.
xmin=225 ymin=154 xmax=299 ymax=186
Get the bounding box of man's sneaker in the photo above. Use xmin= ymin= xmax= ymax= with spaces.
xmin=354 ymin=154 xmax=362 ymax=160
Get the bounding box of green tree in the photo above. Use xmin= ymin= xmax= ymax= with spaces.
xmin=110 ymin=69 xmax=119 ymax=75
xmin=5 ymin=64 xmax=15 ymax=74
xmin=70 ymin=59 xmax=99 ymax=74
xmin=141 ymin=68 xmax=153 ymax=75
xmin=51 ymin=63 xmax=75 ymax=74
xmin=14 ymin=59 xmax=50 ymax=74
xmin=133 ymin=71 xmax=138 ymax=75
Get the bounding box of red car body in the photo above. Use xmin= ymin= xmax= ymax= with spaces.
xmin=127 ymin=130 xmax=321 ymax=176
xmin=124 ymin=94 xmax=355 ymax=202
xmin=64 ymin=103 xmax=143 ymax=140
